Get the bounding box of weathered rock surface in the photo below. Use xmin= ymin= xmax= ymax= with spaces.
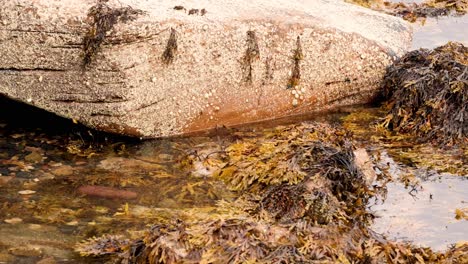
xmin=0 ymin=0 xmax=412 ymax=137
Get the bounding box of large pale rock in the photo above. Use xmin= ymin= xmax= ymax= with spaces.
xmin=0 ymin=0 xmax=411 ymax=137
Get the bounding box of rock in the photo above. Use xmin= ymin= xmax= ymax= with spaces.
xmin=8 ymin=246 xmax=42 ymax=257
xmin=18 ymin=190 xmax=36 ymax=195
xmin=98 ymin=157 xmax=164 ymax=171
xmin=78 ymin=185 xmax=138 ymax=200
xmin=24 ymin=151 xmax=44 ymax=163
xmin=0 ymin=224 xmax=77 ymax=260
xmin=0 ymin=176 xmax=13 ymax=186
xmin=0 ymin=0 xmax=411 ymax=138
xmin=36 ymin=257 xmax=57 ymax=264
xmin=354 ymin=148 xmax=377 ymax=185
xmin=0 ymin=253 xmax=15 ymax=263
xmin=4 ymin=218 xmax=23 ymax=224
xmin=50 ymin=166 xmax=74 ymax=176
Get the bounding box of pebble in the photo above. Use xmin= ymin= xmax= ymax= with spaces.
xmin=4 ymin=218 xmax=23 ymax=224
xmin=0 ymin=253 xmax=14 ymax=263
xmin=24 ymin=151 xmax=43 ymax=163
xmin=78 ymin=185 xmax=138 ymax=200
xmin=18 ymin=190 xmax=36 ymax=195
xmin=66 ymin=220 xmax=79 ymax=226
xmin=37 ymin=257 xmax=57 ymax=264
xmin=8 ymin=246 xmax=42 ymax=257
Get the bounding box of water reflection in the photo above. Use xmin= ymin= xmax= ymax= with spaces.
xmin=411 ymin=15 xmax=468 ymax=49
xmin=370 ymin=152 xmax=468 ymax=251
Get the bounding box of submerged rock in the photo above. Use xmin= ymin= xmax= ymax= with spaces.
xmin=78 ymin=185 xmax=138 ymax=200
xmin=0 ymin=0 xmax=411 ymax=137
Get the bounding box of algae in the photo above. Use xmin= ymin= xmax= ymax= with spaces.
xmin=287 ymin=36 xmax=303 ymax=89
xmin=74 ymin=123 xmax=468 ymax=263
xmin=346 ymin=0 xmax=468 ymax=22
xmin=381 ymin=42 xmax=467 ymax=146
xmin=161 ymin=28 xmax=178 ymax=65
xmin=242 ymin=31 xmax=260 ymax=84
xmin=82 ymin=1 xmax=144 ymax=67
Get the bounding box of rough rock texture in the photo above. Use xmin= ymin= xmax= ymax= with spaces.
xmin=0 ymin=0 xmax=412 ymax=138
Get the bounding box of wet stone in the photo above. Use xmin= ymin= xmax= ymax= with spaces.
xmin=0 ymin=253 xmax=15 ymax=263
xmin=15 ymin=171 xmax=34 ymax=179
xmin=0 ymin=167 xmax=11 ymax=176
xmin=36 ymin=257 xmax=57 ymax=264
xmin=8 ymin=246 xmax=43 ymax=257
xmin=50 ymin=166 xmax=73 ymax=176
xmin=24 ymin=151 xmax=43 ymax=163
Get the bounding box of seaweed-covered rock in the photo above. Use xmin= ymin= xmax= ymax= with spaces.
xmin=346 ymin=0 xmax=468 ymax=22
xmin=0 ymin=0 xmax=411 ymax=138
xmin=382 ymin=42 xmax=468 ymax=146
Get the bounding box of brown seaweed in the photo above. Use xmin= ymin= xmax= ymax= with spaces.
xmin=381 ymin=42 xmax=467 ymax=146
xmin=346 ymin=0 xmax=467 ymax=22
xmin=82 ymin=1 xmax=144 ymax=67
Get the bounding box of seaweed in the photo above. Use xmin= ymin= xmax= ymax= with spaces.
xmin=346 ymin=0 xmax=468 ymax=22
xmin=381 ymin=42 xmax=468 ymax=146
xmin=287 ymin=36 xmax=303 ymax=89
xmin=82 ymin=1 xmax=144 ymax=67
xmin=161 ymin=28 xmax=178 ymax=65
xmin=75 ymin=123 xmax=382 ymax=263
xmin=241 ymin=30 xmax=260 ymax=84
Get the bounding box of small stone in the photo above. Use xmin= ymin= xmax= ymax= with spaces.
xmin=299 ymin=95 xmax=304 ymax=100
xmin=151 ymin=77 xmax=157 ymax=82
xmin=25 ymin=151 xmax=43 ymax=163
xmin=27 ymin=98 xmax=32 ymax=103
xmin=66 ymin=220 xmax=79 ymax=226
xmin=0 ymin=253 xmax=15 ymax=263
xmin=51 ymin=166 xmax=73 ymax=176
xmin=37 ymin=257 xmax=57 ymax=264
xmin=4 ymin=218 xmax=23 ymax=224
xmin=15 ymin=171 xmax=34 ymax=179
xmin=294 ymin=94 xmax=299 ymax=99
xmin=18 ymin=190 xmax=36 ymax=195
xmin=360 ymin=54 xmax=366 ymax=59
xmin=8 ymin=246 xmax=42 ymax=257
xmin=78 ymin=185 xmax=138 ymax=200
xmin=0 ymin=176 xmax=13 ymax=186
xmin=38 ymin=76 xmax=43 ymax=82
xmin=28 ymin=224 xmax=42 ymax=230
xmin=300 ymin=87 xmax=306 ymax=93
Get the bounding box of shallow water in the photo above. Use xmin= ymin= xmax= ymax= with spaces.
xmin=411 ymin=15 xmax=468 ymax=49
xmin=370 ymin=152 xmax=468 ymax=251
xmin=1 ymin=100 xmax=466 ymax=263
